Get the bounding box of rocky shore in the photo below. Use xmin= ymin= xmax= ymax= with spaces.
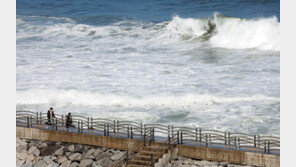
xmin=16 ymin=138 xmax=126 ymax=167
xmin=16 ymin=138 xmax=253 ymax=167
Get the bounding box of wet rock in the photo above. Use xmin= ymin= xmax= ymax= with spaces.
xmin=111 ymin=151 xmax=125 ymax=161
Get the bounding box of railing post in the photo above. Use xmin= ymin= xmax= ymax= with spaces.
xmin=199 ymin=128 xmax=202 ymax=146
xmin=113 ymin=120 xmax=116 ymax=135
xmin=104 ymin=123 xmax=106 ymax=136
xmin=258 ymin=135 xmax=260 ymax=149
xmin=152 ymin=128 xmax=155 ymax=141
xmin=171 ymin=126 xmax=174 ymax=139
xmin=61 ymin=115 xmax=64 ymax=126
xmin=181 ymin=131 xmax=183 ymax=144
xmin=228 ymin=131 xmax=231 ymax=147
xmin=55 ymin=118 xmax=58 ymax=130
xmin=267 ymin=141 xmax=270 ymax=154
xmin=205 ymin=134 xmax=208 ymax=147
xmin=131 ymin=127 xmax=133 ymax=139
xmin=234 ymin=137 xmax=237 ymax=150
xmin=30 ymin=116 xmax=33 ymax=127
xmin=144 ymin=132 xmax=146 ymax=146
xmin=168 ymin=125 xmax=170 ymax=142
xmin=224 ymin=131 xmax=227 ymax=146
xmin=117 ymin=120 xmax=119 ymax=134
xmin=87 ymin=117 xmax=89 ymax=129
xmin=264 ymin=141 xmax=267 ymax=153
xmin=140 ymin=123 xmax=143 ymax=136
xmin=27 ymin=116 xmax=29 ymax=127
xmin=127 ymin=126 xmax=129 ymax=138
xmin=107 ymin=123 xmax=110 ymax=136
xmin=126 ymin=151 xmax=129 ymax=165
xmin=195 ymin=128 xmax=198 ymax=142
xmin=78 ymin=121 xmax=80 ymax=133
xmin=151 ymin=154 xmax=154 ymax=167
xmin=36 ymin=112 xmax=38 ymax=124
xmin=39 ymin=112 xmax=42 ymax=124
xmin=238 ymin=138 xmax=240 ymax=151
xmin=177 ymin=131 xmax=179 ymax=144
xmin=81 ymin=121 xmax=83 ymax=133
xmin=254 ymin=135 xmax=257 ymax=148
xmin=209 ymin=135 xmax=211 ymax=148
xmin=168 ymin=136 xmax=171 ymax=149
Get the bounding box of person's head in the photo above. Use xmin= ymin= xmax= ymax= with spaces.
xmin=50 ymin=107 xmax=53 ymax=110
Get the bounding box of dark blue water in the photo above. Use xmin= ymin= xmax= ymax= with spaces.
xmin=17 ymin=0 xmax=280 ymax=24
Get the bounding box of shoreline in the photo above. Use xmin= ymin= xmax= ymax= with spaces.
xmin=16 ymin=138 xmax=254 ymax=167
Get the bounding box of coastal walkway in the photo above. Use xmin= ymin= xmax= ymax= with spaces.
xmin=16 ymin=111 xmax=280 ymax=166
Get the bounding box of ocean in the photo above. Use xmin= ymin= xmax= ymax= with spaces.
xmin=16 ymin=0 xmax=280 ymax=135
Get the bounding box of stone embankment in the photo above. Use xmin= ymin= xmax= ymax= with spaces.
xmin=17 ymin=138 xmax=254 ymax=167
xmin=16 ymin=138 xmax=126 ymax=167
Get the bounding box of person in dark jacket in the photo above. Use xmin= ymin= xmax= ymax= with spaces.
xmin=66 ymin=112 xmax=73 ymax=130
xmin=47 ymin=107 xmax=55 ymax=126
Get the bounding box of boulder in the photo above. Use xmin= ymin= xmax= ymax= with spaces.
xmin=85 ymin=154 xmax=94 ymax=159
xmin=26 ymin=154 xmax=35 ymax=164
xmin=74 ymin=145 xmax=83 ymax=153
xmin=69 ymin=153 xmax=82 ymax=161
xmin=54 ymin=147 xmax=64 ymax=156
xmin=95 ymin=152 xmax=112 ymax=161
xmin=17 ymin=150 xmax=28 ymax=160
xmin=47 ymin=163 xmax=59 ymax=167
xmin=97 ymin=157 xmax=112 ymax=167
xmin=39 ymin=143 xmax=48 ymax=149
xmin=93 ymin=148 xmax=103 ymax=157
xmin=85 ymin=149 xmax=95 ymax=157
xmin=60 ymin=160 xmax=71 ymax=167
xmin=34 ymin=160 xmax=47 ymax=167
xmin=23 ymin=163 xmax=33 ymax=167
xmin=43 ymin=156 xmax=54 ymax=164
xmin=111 ymin=151 xmax=125 ymax=161
xmin=70 ymin=162 xmax=79 ymax=167
xmin=29 ymin=146 xmax=40 ymax=157
xmin=56 ymin=155 xmax=68 ymax=164
xmin=16 ymin=158 xmax=25 ymax=166
xmin=79 ymin=159 xmax=93 ymax=167
xmin=68 ymin=145 xmax=75 ymax=152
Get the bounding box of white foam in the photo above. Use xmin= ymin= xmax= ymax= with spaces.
xmin=165 ymin=14 xmax=280 ymax=51
xmin=16 ymin=89 xmax=279 ymax=107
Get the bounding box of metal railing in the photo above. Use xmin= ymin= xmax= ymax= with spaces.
xmin=16 ymin=110 xmax=280 ymax=155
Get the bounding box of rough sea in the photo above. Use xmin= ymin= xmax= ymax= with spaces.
xmin=16 ymin=0 xmax=280 ymax=135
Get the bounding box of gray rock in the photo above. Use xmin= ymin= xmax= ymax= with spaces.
xmin=26 ymin=154 xmax=35 ymax=164
xmin=69 ymin=153 xmax=82 ymax=161
xmin=17 ymin=150 xmax=28 ymax=160
xmin=43 ymin=156 xmax=53 ymax=164
xmin=16 ymin=158 xmax=25 ymax=166
xmin=84 ymin=154 xmax=94 ymax=159
xmin=28 ymin=146 xmax=40 ymax=157
xmin=79 ymin=159 xmax=93 ymax=167
xmin=23 ymin=163 xmax=33 ymax=167
xmin=93 ymin=148 xmax=103 ymax=157
xmin=111 ymin=151 xmax=125 ymax=161
xmin=56 ymin=155 xmax=68 ymax=164
xmin=60 ymin=160 xmax=71 ymax=167
xmin=85 ymin=148 xmax=95 ymax=157
xmin=47 ymin=163 xmax=59 ymax=167
xmin=70 ymin=162 xmax=79 ymax=167
xmin=39 ymin=143 xmax=48 ymax=149
xmin=34 ymin=160 xmax=47 ymax=167
xmin=92 ymin=161 xmax=103 ymax=167
xmin=97 ymin=157 xmax=112 ymax=167
xmin=68 ymin=145 xmax=75 ymax=152
xmin=65 ymin=152 xmax=72 ymax=157
xmin=173 ymin=160 xmax=182 ymax=167
xmin=95 ymin=152 xmax=112 ymax=161
xmin=54 ymin=147 xmax=64 ymax=156
xmin=75 ymin=145 xmax=83 ymax=153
